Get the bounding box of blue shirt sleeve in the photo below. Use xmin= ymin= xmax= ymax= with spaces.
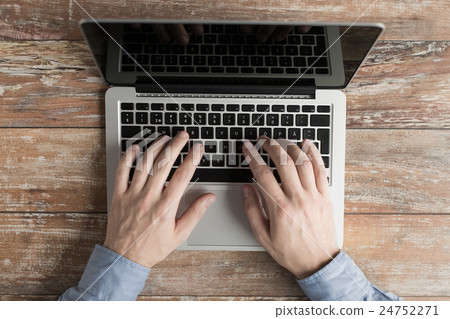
xmin=59 ymin=244 xmax=150 ymax=301
xmin=297 ymin=250 xmax=401 ymax=301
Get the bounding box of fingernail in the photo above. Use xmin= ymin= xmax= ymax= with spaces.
xmin=242 ymin=185 xmax=250 ymax=198
xmin=193 ymin=143 xmax=202 ymax=152
xmin=178 ymin=131 xmax=189 ymax=138
xmin=206 ymin=196 xmax=216 ymax=206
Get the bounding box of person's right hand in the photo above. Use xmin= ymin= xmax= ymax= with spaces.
xmin=241 ymin=137 xmax=339 ymax=279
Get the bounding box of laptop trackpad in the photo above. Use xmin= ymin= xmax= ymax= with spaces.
xmin=178 ymin=188 xmax=261 ymax=247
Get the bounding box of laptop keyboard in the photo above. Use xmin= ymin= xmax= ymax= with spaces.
xmin=120 ymin=25 xmax=330 ymax=76
xmin=120 ymin=101 xmax=331 ymax=183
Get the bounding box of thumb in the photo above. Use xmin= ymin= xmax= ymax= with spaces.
xmin=175 ymin=193 xmax=215 ymax=242
xmin=243 ymin=184 xmax=270 ymax=245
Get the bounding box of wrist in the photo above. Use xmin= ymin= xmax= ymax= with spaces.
xmin=293 ymin=248 xmax=340 ymax=280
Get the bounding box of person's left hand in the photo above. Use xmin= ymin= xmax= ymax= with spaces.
xmin=103 ymin=131 xmax=216 ymax=268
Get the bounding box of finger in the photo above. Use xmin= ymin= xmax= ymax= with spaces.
xmin=115 ymin=144 xmax=140 ymax=194
xmin=282 ymin=140 xmax=316 ymax=190
xmin=164 ymin=142 xmax=204 ymax=201
xmin=152 ymin=24 xmax=172 ymax=42
xmin=302 ymin=139 xmax=329 ymax=193
xmin=175 ymin=193 xmax=216 ymax=242
xmin=243 ymin=184 xmax=271 ymax=246
xmin=144 ymin=131 xmax=189 ymax=191
xmin=255 ymin=25 xmax=276 ymax=43
xmin=272 ymin=26 xmax=294 ymax=42
xmin=131 ymin=135 xmax=171 ymax=191
xmin=189 ymin=24 xmax=204 ymax=36
xmin=169 ymin=23 xmax=189 ymax=45
xmin=260 ymin=137 xmax=302 ymax=194
xmin=242 ymin=139 xmax=284 ymax=201
xmin=296 ymin=25 xmax=312 ymax=34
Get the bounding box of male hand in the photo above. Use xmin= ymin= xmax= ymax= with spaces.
xmin=103 ymin=131 xmax=216 ymax=268
xmin=242 ymin=137 xmax=339 ymax=279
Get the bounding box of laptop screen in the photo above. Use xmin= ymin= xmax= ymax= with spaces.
xmin=81 ymin=21 xmax=383 ymax=94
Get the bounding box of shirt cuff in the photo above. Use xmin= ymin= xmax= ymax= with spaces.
xmin=297 ymin=250 xmax=376 ymax=301
xmin=61 ymin=244 xmax=150 ymax=301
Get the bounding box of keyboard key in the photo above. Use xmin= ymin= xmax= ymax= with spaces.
xmin=286 ymin=68 xmax=299 ymax=74
xmin=186 ymin=127 xmax=199 ymax=139
xmin=136 ymin=103 xmax=149 ymax=110
xmin=227 ymin=155 xmax=239 ymax=167
xmin=220 ymin=141 xmax=230 ymax=154
xmin=245 ymin=128 xmax=257 ymax=140
xmin=196 ymin=67 xmax=210 ymax=72
xmin=273 ymin=128 xmax=286 ymax=139
xmin=150 ymin=112 xmax=163 ymax=124
xmin=204 ymin=141 xmax=217 ymax=153
xmin=256 ymin=67 xmax=269 ymax=73
xmin=241 ymin=104 xmax=255 ymax=112
xmin=122 ymin=126 xmax=141 ymax=138
xmin=179 ymin=113 xmax=192 ymax=125
xmin=166 ymin=103 xmax=179 ymax=111
xmin=296 ymin=114 xmax=308 ymax=126
xmin=241 ymin=67 xmax=254 ymax=73
xmin=151 ymin=55 xmax=163 ymax=65
xmin=199 ymin=156 xmax=210 ymax=167
xmin=212 ymin=104 xmax=225 ymax=111
xmin=136 ymin=112 xmax=148 ymax=124
xmin=227 ymin=104 xmax=239 ymax=112
xmin=208 ymin=113 xmax=221 ymax=125
xmin=252 ymin=114 xmax=264 ymax=126
xmin=193 ymin=55 xmax=206 ymax=65
xmin=164 ymin=112 xmax=177 ymax=125
xmin=230 ymin=128 xmax=243 ymax=139
xmin=181 ymin=103 xmax=195 ymax=111
xmin=211 ymin=66 xmax=224 ymax=73
xmin=303 ymin=36 xmax=315 ymax=45
xmin=194 ymin=113 xmax=206 ymax=125
xmin=303 ymin=128 xmax=315 ymax=140
xmin=279 ymin=57 xmax=292 ymax=67
xmin=181 ymin=66 xmax=195 ymax=72
xmin=302 ymin=105 xmax=315 ymax=112
xmin=201 ymin=45 xmax=213 ymax=54
xmin=157 ymin=126 xmax=170 ymax=136
xmin=281 ymin=114 xmax=293 ymax=126
xmin=310 ymin=115 xmax=330 ymax=127
xmin=237 ymin=114 xmax=250 ymax=125
xmin=271 ymin=67 xmax=284 ymax=74
xmin=166 ymin=66 xmax=179 ymax=72
xmin=272 ymin=105 xmax=285 ymax=112
xmin=211 ymin=155 xmax=225 ymax=167
xmin=240 ymin=155 xmax=249 ymax=167
xmin=266 ymin=114 xmax=279 ymax=126
xmin=223 ymin=113 xmax=236 ymax=125
xmin=121 ymin=112 xmax=133 ymax=124
xmin=216 ymin=127 xmax=228 ymax=139
xmin=174 ymin=155 xmax=182 ymax=167
xmin=322 ymin=156 xmax=329 ymax=168
xmin=288 ymin=128 xmax=301 ymax=140
xmin=259 ymin=128 xmax=271 ymax=138
xmin=317 ymin=129 xmax=330 ymax=154
xmin=287 ymin=105 xmax=300 ymax=112
xmin=121 ymin=103 xmax=134 ymax=110
xmin=143 ymin=126 xmax=156 ymax=138
xmin=300 ymin=46 xmax=312 ymax=55
xmin=196 ymin=104 xmax=209 ymax=111
xmin=293 ymin=57 xmax=306 ymax=67
xmin=208 ymin=56 xmax=221 ymax=66
xmin=317 ymin=105 xmax=330 ymax=113
xmin=257 ymin=104 xmax=270 ymax=112
xmin=201 ymin=127 xmax=213 ymax=139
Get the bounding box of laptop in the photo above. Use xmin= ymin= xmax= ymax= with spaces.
xmin=80 ymin=20 xmax=384 ymax=250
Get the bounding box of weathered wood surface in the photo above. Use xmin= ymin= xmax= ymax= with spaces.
xmin=0 ymin=213 xmax=448 ymax=298
xmin=1 ymin=0 xmax=449 ymax=41
xmin=1 ymin=41 xmax=449 ymax=129
xmin=0 ymin=129 xmax=448 ymax=214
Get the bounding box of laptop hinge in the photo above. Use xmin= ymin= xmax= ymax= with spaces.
xmin=135 ymin=81 xmax=316 ymax=99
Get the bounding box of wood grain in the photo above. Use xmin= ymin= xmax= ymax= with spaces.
xmin=1 ymin=0 xmax=449 ymax=41
xmin=0 ymin=129 xmax=448 ymax=214
xmin=0 ymin=213 xmax=448 ymax=298
xmin=0 ymin=41 xmax=449 ymax=129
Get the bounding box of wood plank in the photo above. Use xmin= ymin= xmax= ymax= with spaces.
xmin=1 ymin=0 xmax=449 ymax=41
xmin=0 ymin=213 xmax=448 ymax=297
xmin=0 ymin=129 xmax=448 ymax=214
xmin=0 ymin=41 xmax=449 ymax=129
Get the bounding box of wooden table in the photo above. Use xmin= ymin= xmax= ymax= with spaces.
xmin=0 ymin=0 xmax=449 ymax=301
